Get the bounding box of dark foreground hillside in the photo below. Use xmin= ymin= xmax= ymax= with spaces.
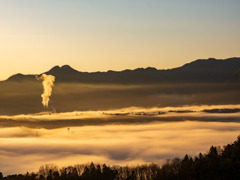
xmin=1 ymin=135 xmax=240 ymax=180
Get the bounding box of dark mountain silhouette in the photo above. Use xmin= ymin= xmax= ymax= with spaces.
xmin=231 ymin=70 xmax=240 ymax=82
xmin=5 ymin=57 xmax=240 ymax=84
xmin=7 ymin=73 xmax=36 ymax=82
xmin=47 ymin=65 xmax=80 ymax=75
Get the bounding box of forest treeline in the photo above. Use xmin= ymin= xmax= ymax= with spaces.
xmin=1 ymin=135 xmax=240 ymax=180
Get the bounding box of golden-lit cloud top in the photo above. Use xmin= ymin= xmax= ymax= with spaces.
xmin=0 ymin=105 xmax=240 ymax=175
xmin=0 ymin=121 xmax=240 ymax=175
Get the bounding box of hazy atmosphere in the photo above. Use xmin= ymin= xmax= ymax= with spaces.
xmin=1 ymin=120 xmax=240 ymax=175
xmin=1 ymin=0 xmax=240 ymax=179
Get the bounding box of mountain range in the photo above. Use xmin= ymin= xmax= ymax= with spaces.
xmin=5 ymin=57 xmax=240 ymax=84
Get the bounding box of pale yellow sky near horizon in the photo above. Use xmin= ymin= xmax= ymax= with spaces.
xmin=0 ymin=0 xmax=240 ymax=80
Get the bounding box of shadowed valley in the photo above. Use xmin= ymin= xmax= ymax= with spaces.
xmin=1 ymin=58 xmax=240 ymax=115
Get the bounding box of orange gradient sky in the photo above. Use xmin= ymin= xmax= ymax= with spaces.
xmin=0 ymin=0 xmax=240 ymax=80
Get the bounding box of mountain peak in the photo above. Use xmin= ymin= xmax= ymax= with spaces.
xmin=48 ymin=65 xmax=61 ymax=72
xmin=46 ymin=65 xmax=79 ymax=75
xmin=4 ymin=57 xmax=240 ymax=83
xmin=177 ymin=57 xmax=240 ymax=72
xmin=60 ymin=65 xmax=78 ymax=72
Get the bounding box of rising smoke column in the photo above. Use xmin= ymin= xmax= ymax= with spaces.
xmin=36 ymin=74 xmax=55 ymax=108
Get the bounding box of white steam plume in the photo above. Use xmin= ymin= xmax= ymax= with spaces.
xmin=36 ymin=74 xmax=55 ymax=108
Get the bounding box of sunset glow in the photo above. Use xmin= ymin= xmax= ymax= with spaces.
xmin=1 ymin=1 xmax=240 ymax=80
xmin=1 ymin=0 xmax=240 ymax=178
xmin=1 ymin=121 xmax=239 ymax=175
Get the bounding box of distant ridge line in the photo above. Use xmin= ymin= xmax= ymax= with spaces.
xmin=5 ymin=57 xmax=240 ymax=84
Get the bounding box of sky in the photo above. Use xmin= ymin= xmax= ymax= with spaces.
xmin=0 ymin=0 xmax=240 ymax=80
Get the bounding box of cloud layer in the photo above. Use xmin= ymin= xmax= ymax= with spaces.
xmin=0 ymin=121 xmax=240 ymax=175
